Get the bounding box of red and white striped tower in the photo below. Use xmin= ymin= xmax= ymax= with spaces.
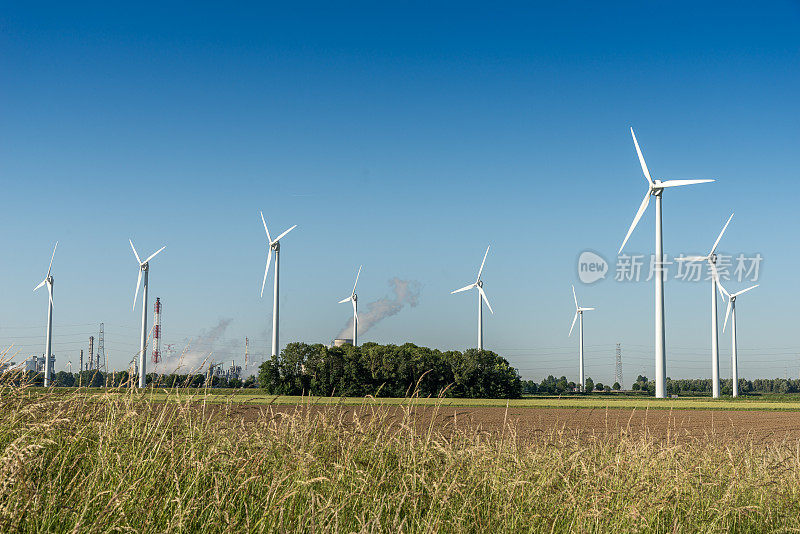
xmin=152 ymin=297 xmax=162 ymax=365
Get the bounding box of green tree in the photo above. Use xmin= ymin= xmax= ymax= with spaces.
xmin=257 ymin=356 xmax=282 ymax=394
xmin=555 ymin=377 xmax=569 ymax=394
xmin=584 ymin=377 xmax=594 ymax=394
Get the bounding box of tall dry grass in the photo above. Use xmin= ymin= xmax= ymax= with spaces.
xmin=0 ymin=383 xmax=799 ymax=533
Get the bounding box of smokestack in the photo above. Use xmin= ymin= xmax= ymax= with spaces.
xmin=152 ymin=298 xmax=162 ymax=365
xmin=88 ymin=336 xmax=94 ymax=371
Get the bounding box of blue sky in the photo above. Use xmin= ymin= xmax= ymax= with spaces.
xmin=1 ymin=1 xmax=798 ymax=385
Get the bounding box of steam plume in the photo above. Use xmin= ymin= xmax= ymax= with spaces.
xmin=154 ymin=318 xmax=240 ymax=374
xmin=337 ymin=278 xmax=421 ymax=340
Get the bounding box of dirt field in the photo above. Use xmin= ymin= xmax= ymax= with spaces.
xmin=216 ymin=404 xmax=800 ymax=443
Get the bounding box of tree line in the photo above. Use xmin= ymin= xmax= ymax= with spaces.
xmin=5 ymin=370 xmax=258 ymax=389
xmin=258 ymin=342 xmax=523 ymax=398
xmin=10 ymin=356 xmax=800 ymax=399
xmin=522 ymin=374 xmax=800 ymax=396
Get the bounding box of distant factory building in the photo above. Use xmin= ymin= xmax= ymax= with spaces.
xmin=22 ymin=354 xmax=56 ymax=374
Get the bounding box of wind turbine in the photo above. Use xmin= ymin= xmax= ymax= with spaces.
xmin=676 ymin=213 xmax=734 ymax=398
xmin=34 ymin=242 xmax=58 ymax=387
xmin=569 ymin=285 xmax=595 ymax=392
xmin=718 ymin=282 xmax=758 ymax=397
xmin=338 ymin=265 xmax=362 ymax=346
xmin=130 ymin=239 xmax=166 ymax=389
xmin=451 ymin=245 xmax=493 ymax=350
xmin=259 ymin=212 xmax=298 ymax=358
xmin=619 ymin=127 xmax=714 ymax=398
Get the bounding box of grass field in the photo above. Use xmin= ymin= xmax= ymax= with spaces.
xmin=4 ymin=386 xmax=800 ymax=532
xmin=26 ymin=387 xmax=800 ymax=411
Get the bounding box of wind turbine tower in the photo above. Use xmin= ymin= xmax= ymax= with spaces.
xmin=339 ymin=265 xmax=362 ymax=346
xmin=451 ymin=245 xmax=494 ymax=350
xmin=618 ymin=128 xmax=714 ymax=398
xmin=259 ymin=212 xmax=298 ymax=358
xmin=34 ymin=242 xmax=57 ymax=387
xmin=677 ymin=213 xmax=734 ymax=398
xmin=130 ymin=239 xmax=166 ymax=389
xmin=569 ymin=285 xmax=595 ymax=392
xmin=719 ymin=282 xmax=759 ymax=397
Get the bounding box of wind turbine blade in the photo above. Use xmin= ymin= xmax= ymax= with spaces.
xmin=630 ymin=128 xmax=653 ymax=186
xmin=476 ymin=245 xmax=490 ymax=281
xmin=717 ymin=279 xmax=730 ymax=298
xmin=451 ymin=283 xmax=475 ymax=294
xmin=133 ymin=269 xmax=142 ymax=311
xmin=675 ymin=256 xmax=707 ymax=262
xmin=722 ymin=299 xmax=732 ymax=333
xmin=260 ymin=211 xmax=273 ymax=243
xmin=352 ymin=265 xmax=362 ymax=295
xmin=47 ymin=282 xmax=54 ymax=310
xmin=338 ymin=296 xmax=352 ymax=304
xmin=129 ymin=239 xmax=142 ymax=264
xmin=579 ymin=307 xmax=596 ymax=311
xmin=619 ymin=190 xmax=651 ymax=254
xmin=478 ymin=286 xmax=493 ymax=314
xmin=260 ymin=249 xmax=272 ymax=298
xmin=47 ymin=241 xmax=58 ymax=276
xmin=144 ymin=246 xmax=166 ymax=264
xmin=569 ymin=312 xmax=578 ymax=337
xmin=572 ymin=285 xmax=578 ymax=310
xmin=352 ymin=299 xmax=358 ymax=323
xmin=273 ymin=225 xmax=298 ymax=243
xmin=710 ymin=213 xmax=734 ymax=255
xmin=732 ymin=284 xmax=759 ymax=298
xmin=34 ymin=279 xmax=46 ymax=291
xmin=709 ymin=261 xmax=722 ymax=285
xmin=659 ymin=179 xmax=715 ymax=188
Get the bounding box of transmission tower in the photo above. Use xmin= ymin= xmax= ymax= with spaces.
xmin=97 ymin=323 xmax=104 ymax=371
xmin=615 ymin=343 xmax=623 ymax=388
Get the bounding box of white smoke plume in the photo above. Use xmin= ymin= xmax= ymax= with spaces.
xmin=337 ymin=278 xmax=422 ymax=340
xmin=154 ymin=318 xmax=240 ymax=375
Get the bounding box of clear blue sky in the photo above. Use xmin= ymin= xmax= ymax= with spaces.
xmin=1 ymin=1 xmax=798 ymax=385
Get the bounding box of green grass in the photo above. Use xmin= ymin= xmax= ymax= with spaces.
xmin=3 ymin=384 xmax=800 ymax=532
xmin=23 ymin=388 xmax=800 ymax=411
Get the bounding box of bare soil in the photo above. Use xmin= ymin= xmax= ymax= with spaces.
xmin=211 ymin=404 xmax=800 ymax=443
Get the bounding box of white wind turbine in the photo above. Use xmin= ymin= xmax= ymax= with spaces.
xmin=451 ymin=245 xmax=494 ymax=350
xmin=338 ymin=265 xmax=362 ymax=346
xmin=718 ymin=282 xmax=758 ymax=398
xmin=34 ymin=242 xmax=58 ymax=387
xmin=619 ymin=127 xmax=714 ymax=398
xmin=676 ymin=213 xmax=734 ymax=398
xmin=569 ymin=285 xmax=595 ymax=392
xmin=260 ymin=212 xmax=298 ymax=358
xmin=130 ymin=239 xmax=166 ymax=389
